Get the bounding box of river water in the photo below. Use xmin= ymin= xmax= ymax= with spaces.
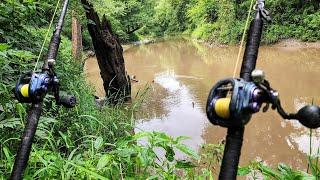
xmin=85 ymin=39 xmax=320 ymax=169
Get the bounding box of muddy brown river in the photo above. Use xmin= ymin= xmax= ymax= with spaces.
xmin=85 ymin=39 xmax=320 ymax=170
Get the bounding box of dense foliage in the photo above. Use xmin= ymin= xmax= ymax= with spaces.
xmin=94 ymin=0 xmax=320 ymax=44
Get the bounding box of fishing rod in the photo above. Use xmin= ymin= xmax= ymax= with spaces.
xmin=10 ymin=0 xmax=76 ymax=179
xmin=206 ymin=0 xmax=320 ymax=179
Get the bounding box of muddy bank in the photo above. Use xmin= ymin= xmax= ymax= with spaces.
xmin=273 ymin=39 xmax=320 ymax=48
xmin=196 ymin=38 xmax=320 ymax=49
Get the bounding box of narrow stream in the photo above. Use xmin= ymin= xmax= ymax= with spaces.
xmin=85 ymin=39 xmax=320 ymax=169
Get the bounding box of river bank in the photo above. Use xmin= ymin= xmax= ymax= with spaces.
xmin=273 ymin=39 xmax=320 ymax=48
xmin=124 ymin=37 xmax=320 ymax=50
xmin=198 ymin=38 xmax=320 ymax=49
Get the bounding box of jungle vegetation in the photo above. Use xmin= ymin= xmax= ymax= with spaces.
xmin=0 ymin=0 xmax=319 ymax=179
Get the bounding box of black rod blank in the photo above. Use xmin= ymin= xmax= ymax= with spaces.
xmin=240 ymin=13 xmax=263 ymax=81
xmin=218 ymin=9 xmax=264 ymax=180
xmin=43 ymin=0 xmax=70 ymax=71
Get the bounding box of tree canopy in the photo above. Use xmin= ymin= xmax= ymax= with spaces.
xmin=89 ymin=0 xmax=320 ymax=43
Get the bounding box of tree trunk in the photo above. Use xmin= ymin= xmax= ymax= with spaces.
xmin=72 ymin=10 xmax=83 ymax=60
xmin=81 ymin=0 xmax=131 ymax=103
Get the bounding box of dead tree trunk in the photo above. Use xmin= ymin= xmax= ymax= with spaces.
xmin=72 ymin=10 xmax=83 ymax=60
xmin=81 ymin=0 xmax=131 ymax=103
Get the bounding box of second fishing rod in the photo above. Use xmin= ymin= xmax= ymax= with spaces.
xmin=207 ymin=0 xmax=320 ymax=179
xmin=215 ymin=1 xmax=266 ymax=178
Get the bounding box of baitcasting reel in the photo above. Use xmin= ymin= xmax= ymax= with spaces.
xmin=206 ymin=78 xmax=263 ymax=127
xmin=207 ymin=70 xmax=320 ymax=129
xmin=15 ymin=72 xmax=50 ymax=103
xmin=15 ymin=72 xmax=76 ymax=108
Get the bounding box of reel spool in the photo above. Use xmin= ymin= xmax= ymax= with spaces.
xmin=206 ymin=78 xmax=263 ymax=128
xmin=15 ymin=72 xmax=51 ymax=103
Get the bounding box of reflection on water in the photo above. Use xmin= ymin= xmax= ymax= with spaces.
xmin=85 ymin=39 xmax=320 ymax=169
xmin=136 ymin=70 xmax=206 ymax=152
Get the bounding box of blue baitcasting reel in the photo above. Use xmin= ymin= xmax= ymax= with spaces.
xmin=14 ymin=72 xmax=77 ymax=108
xmin=15 ymin=72 xmax=51 ymax=103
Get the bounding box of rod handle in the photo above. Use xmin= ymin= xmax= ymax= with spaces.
xmin=10 ymin=103 xmax=42 ymax=180
xmin=219 ymin=127 xmax=244 ymax=180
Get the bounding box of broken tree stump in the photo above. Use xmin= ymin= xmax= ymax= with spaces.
xmin=81 ymin=0 xmax=131 ymax=103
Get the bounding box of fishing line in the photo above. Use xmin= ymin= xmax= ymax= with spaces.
xmin=33 ymin=0 xmax=61 ymax=72
xmin=232 ymin=0 xmax=255 ymax=78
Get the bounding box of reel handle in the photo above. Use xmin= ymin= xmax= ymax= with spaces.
xmin=58 ymin=94 xmax=77 ymax=108
xmin=263 ymin=88 xmax=320 ymax=129
xmin=251 ymin=69 xmax=320 ymax=129
xmin=272 ymin=101 xmax=320 ymax=129
xmin=291 ymin=105 xmax=320 ymax=129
